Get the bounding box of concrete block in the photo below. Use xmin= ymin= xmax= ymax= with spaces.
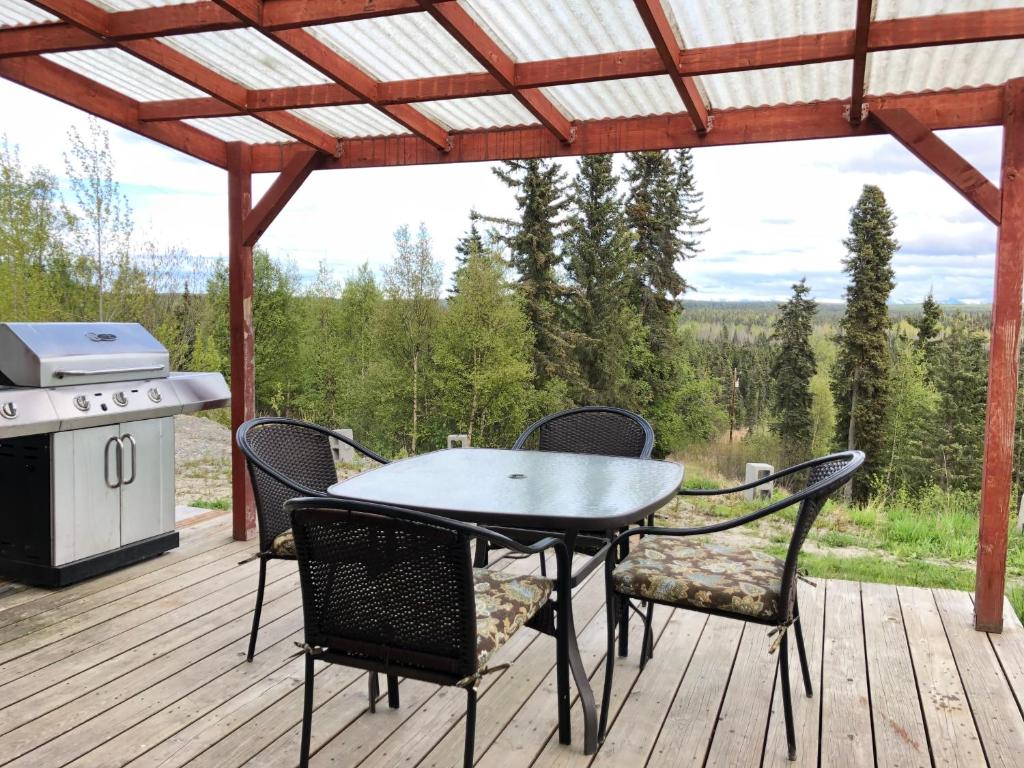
xmin=744 ymin=462 xmax=774 ymax=501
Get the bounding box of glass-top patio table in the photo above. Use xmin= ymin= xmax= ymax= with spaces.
xmin=327 ymin=447 xmax=683 ymax=755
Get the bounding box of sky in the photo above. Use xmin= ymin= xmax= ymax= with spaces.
xmin=0 ymin=77 xmax=1003 ymax=305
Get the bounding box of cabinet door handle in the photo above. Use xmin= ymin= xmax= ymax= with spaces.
xmin=105 ymin=436 xmax=122 ymax=489
xmin=120 ymin=434 xmax=137 ymax=485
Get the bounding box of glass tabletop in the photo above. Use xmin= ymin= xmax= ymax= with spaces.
xmin=327 ymin=447 xmax=684 ymax=530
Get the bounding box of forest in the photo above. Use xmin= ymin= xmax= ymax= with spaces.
xmin=0 ymin=119 xmax=1013 ymax=509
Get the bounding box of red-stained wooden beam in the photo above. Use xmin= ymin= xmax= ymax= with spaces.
xmin=0 ymin=23 xmax=100 ymax=57
xmin=0 ymin=55 xmax=228 ymax=167
xmin=242 ymin=148 xmax=324 ymax=246
xmin=212 ymin=0 xmax=451 ymax=151
xmin=227 ymin=142 xmax=256 ymax=542
xmin=872 ymin=108 xmax=1001 ymax=225
xmin=249 ymin=86 xmax=1005 ymax=172
xmin=849 ymin=0 xmax=873 ymax=125
xmin=633 ymin=0 xmax=710 ymax=133
xmin=418 ymin=0 xmax=575 ymax=144
xmin=25 ymin=0 xmax=341 ymax=155
xmin=976 ymin=79 xmax=1024 ymax=633
xmin=870 ymin=7 xmax=1024 ymax=51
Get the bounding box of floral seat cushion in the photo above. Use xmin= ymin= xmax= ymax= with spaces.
xmin=474 ymin=569 xmax=552 ymax=668
xmin=612 ymin=537 xmax=784 ymax=620
xmin=270 ymin=529 xmax=296 ymax=557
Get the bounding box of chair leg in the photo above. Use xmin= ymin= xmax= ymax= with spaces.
xmin=387 ymin=674 xmax=400 ymax=709
xmin=598 ymin=593 xmax=617 ymax=743
xmin=473 ymin=539 xmax=489 ymax=568
xmin=639 ymin=603 xmax=655 ymax=670
xmin=299 ymin=653 xmax=315 ymax=768
xmin=793 ymin=603 xmax=813 ymax=698
xmin=368 ymin=672 xmax=379 ymax=713
xmin=463 ymin=687 xmax=478 ymax=768
xmin=779 ymin=633 xmax=797 ymax=761
xmin=246 ymin=556 xmax=267 ymax=662
xmin=539 ymin=552 xmax=547 ymax=577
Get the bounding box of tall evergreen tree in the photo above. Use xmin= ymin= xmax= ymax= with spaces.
xmin=450 ymin=210 xmax=483 ymax=295
xmin=623 ymin=150 xmax=708 ymax=453
xmin=563 ymin=154 xmax=649 ymax=407
xmin=624 ymin=149 xmax=705 ymax=340
xmin=492 ymin=159 xmax=577 ymax=387
xmin=933 ymin=314 xmax=988 ymax=491
xmin=771 ymin=279 xmax=818 ymax=463
xmin=912 ymin=289 xmax=943 ymax=378
xmin=832 ymin=184 xmax=898 ymax=500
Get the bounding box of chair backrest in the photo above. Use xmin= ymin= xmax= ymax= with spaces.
xmin=513 ymin=406 xmax=655 ymax=459
xmin=778 ymin=451 xmax=865 ymax=619
xmin=236 ymin=418 xmax=339 ymax=551
xmin=287 ymin=498 xmax=479 ymax=683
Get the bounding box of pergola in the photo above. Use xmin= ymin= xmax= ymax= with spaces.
xmin=0 ymin=0 xmax=1022 ymax=631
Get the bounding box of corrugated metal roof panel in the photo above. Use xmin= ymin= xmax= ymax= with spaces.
xmin=459 ymin=0 xmax=652 ymax=62
xmin=43 ymin=49 xmax=207 ymax=100
xmin=868 ymin=40 xmax=1024 ymax=95
xmin=289 ymin=105 xmax=411 ymax=138
xmin=0 ymin=0 xmax=58 ymax=27
xmin=184 ymin=116 xmax=293 ymax=144
xmin=875 ymin=0 xmax=1024 ymax=22
xmin=86 ymin=0 xmax=197 ymax=11
xmin=414 ymin=95 xmax=539 ymax=130
xmin=664 ymin=0 xmax=856 ymax=48
xmin=305 ymin=14 xmax=486 ymax=82
xmin=699 ymin=60 xmax=852 ymax=109
xmin=162 ymin=29 xmax=332 ymax=89
xmin=543 ymin=76 xmax=684 ymax=120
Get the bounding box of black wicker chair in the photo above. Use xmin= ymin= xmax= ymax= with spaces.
xmin=234 ymin=417 xmax=389 ymax=667
xmin=598 ymin=451 xmax=864 ymax=760
xmin=473 ymin=406 xmax=655 ymax=573
xmin=286 ymin=497 xmax=567 ymax=768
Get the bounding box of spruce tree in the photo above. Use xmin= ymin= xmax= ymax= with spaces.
xmin=624 ymin=149 xmax=705 ymax=341
xmin=912 ymin=290 xmax=943 ymax=378
xmin=832 ymin=184 xmax=898 ymax=500
xmin=450 ymin=210 xmax=483 ymax=295
xmin=771 ymin=279 xmax=818 ymax=464
xmin=623 ymin=150 xmax=707 ymax=453
xmin=563 ymin=154 xmax=648 ymax=407
xmin=933 ymin=314 xmax=988 ymax=491
xmin=492 ymin=159 xmax=577 ymax=388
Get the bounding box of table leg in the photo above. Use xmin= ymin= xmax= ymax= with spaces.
xmin=555 ymin=529 xmax=598 ymax=754
xmin=617 ymin=536 xmax=630 ymax=657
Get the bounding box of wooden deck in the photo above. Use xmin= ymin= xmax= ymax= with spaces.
xmin=1 ymin=514 xmax=1023 ymax=767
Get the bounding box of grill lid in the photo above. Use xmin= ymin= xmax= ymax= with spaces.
xmin=0 ymin=323 xmax=170 ymax=388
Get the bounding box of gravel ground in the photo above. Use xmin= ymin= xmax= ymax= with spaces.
xmin=175 ymin=414 xmax=232 ymax=508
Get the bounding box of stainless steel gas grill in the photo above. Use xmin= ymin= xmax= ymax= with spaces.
xmin=0 ymin=322 xmax=230 ymax=586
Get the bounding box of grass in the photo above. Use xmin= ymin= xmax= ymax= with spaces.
xmin=189 ymin=497 xmax=230 ymax=510
xmin=766 ymin=548 xmax=977 ymax=592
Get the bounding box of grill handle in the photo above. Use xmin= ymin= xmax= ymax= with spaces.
xmin=105 ymin=436 xmax=122 ymax=489
xmin=54 ymin=364 xmax=165 ymax=379
xmin=120 ymin=434 xmax=137 ymax=485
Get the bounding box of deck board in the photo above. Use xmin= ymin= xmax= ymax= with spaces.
xmin=1 ymin=514 xmax=1023 ymax=767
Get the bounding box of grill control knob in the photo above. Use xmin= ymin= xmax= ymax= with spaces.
xmin=147 ymin=387 xmax=162 ymax=404
xmin=73 ymin=395 xmax=91 ymax=412
xmin=112 ymin=391 xmax=128 ymax=407
xmin=0 ymin=402 xmax=16 ymax=420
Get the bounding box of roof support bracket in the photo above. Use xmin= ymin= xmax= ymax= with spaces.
xmin=242 ymin=147 xmax=325 ymax=247
xmin=871 ymin=107 xmax=1001 ymax=225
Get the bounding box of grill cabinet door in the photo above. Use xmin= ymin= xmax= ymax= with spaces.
xmin=119 ymin=417 xmax=174 ymax=545
xmin=51 ymin=425 xmax=121 ymax=565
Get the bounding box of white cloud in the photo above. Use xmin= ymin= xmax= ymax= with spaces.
xmin=0 ymin=78 xmax=1003 ymax=304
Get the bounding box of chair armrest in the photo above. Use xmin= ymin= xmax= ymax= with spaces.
xmin=677 ymin=455 xmax=822 ymax=497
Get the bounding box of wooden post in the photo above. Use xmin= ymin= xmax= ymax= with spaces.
xmin=976 ymin=79 xmax=1024 ymax=632
xmin=228 ymin=142 xmax=256 ymax=541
